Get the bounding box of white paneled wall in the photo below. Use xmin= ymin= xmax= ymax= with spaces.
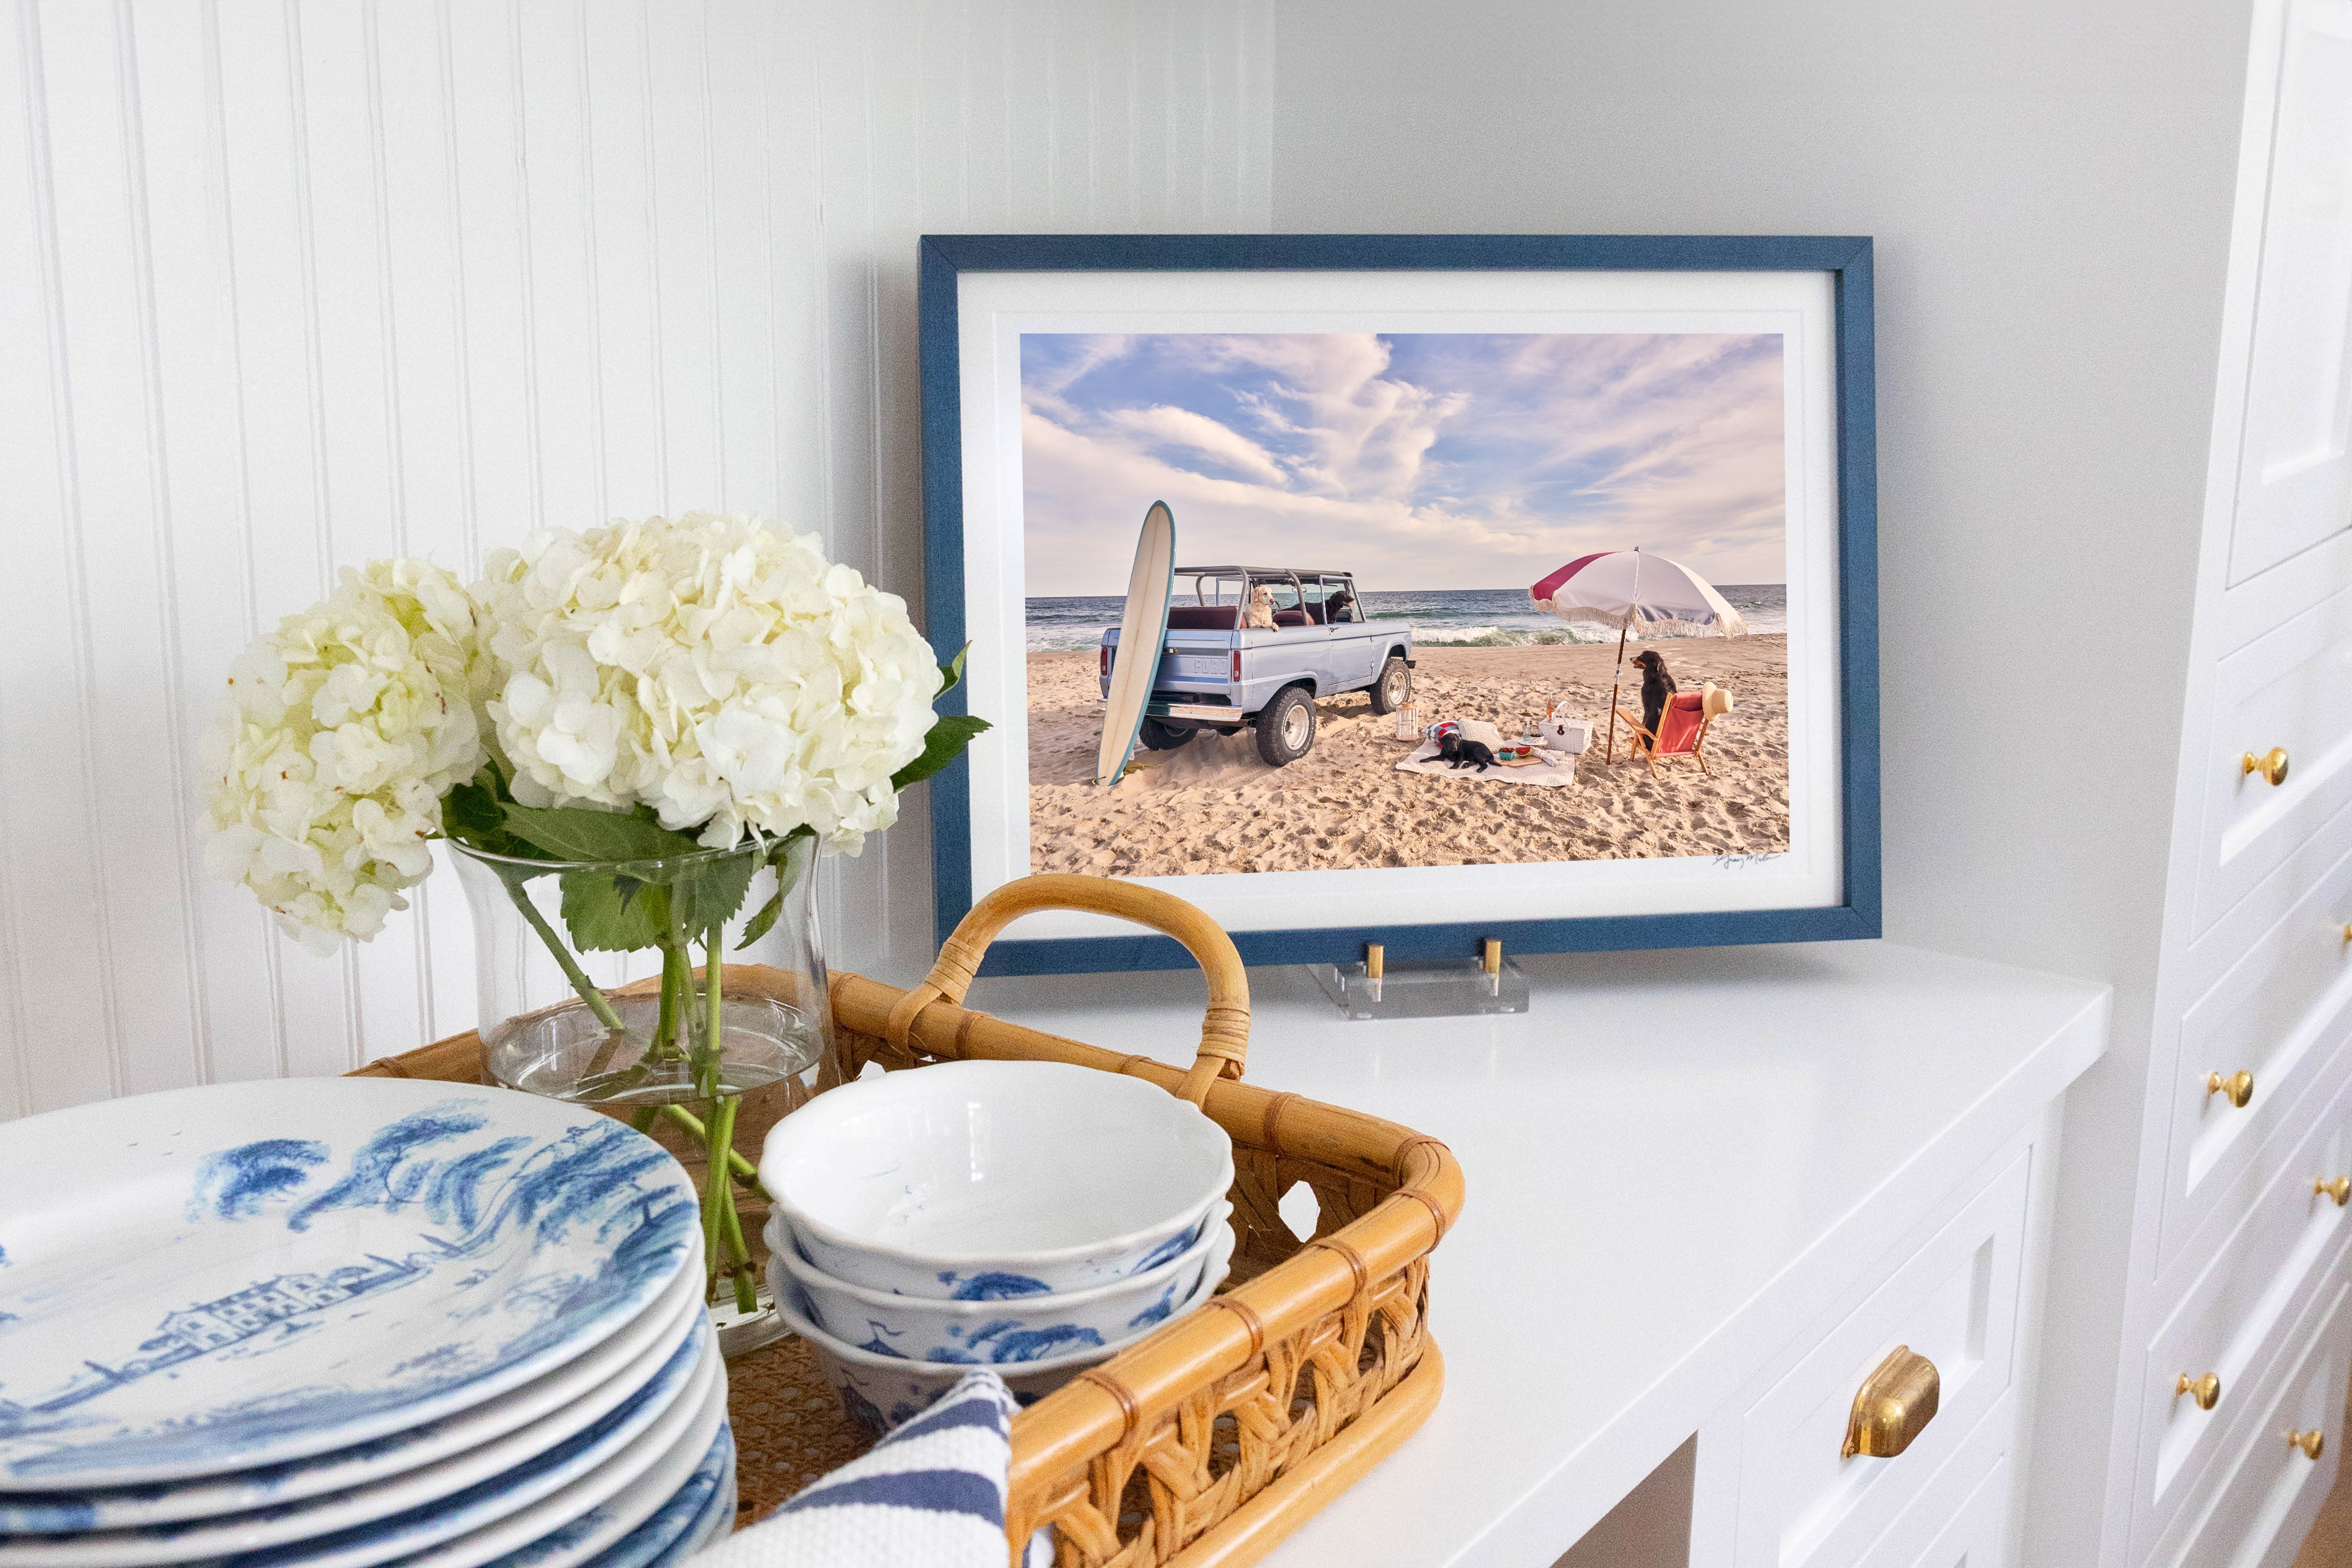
xmin=0 ymin=0 xmax=1273 ymax=1120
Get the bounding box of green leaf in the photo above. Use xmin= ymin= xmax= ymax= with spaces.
xmin=735 ymin=829 xmax=814 ymax=948
xmin=499 ymin=803 xmax=706 ymax=864
xmin=738 ymin=887 xmax=785 ymax=948
xmin=559 ymin=871 xmax=669 ymax=952
xmin=441 ymin=767 xmax=546 ymax=861
xmin=671 ymin=849 xmax=757 ymax=936
xmin=892 ymin=713 xmax=991 ymax=792
xmin=937 ymin=643 xmax=970 ymax=698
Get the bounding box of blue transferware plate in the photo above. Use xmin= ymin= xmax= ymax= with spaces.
xmin=0 ymin=1267 xmax=705 ymax=1535
xmin=0 ymin=1323 xmax=715 ymax=1567
xmin=663 ymin=1428 xmax=735 ymax=1561
xmin=0 ymin=1080 xmax=699 ymax=1490
xmin=562 ymin=1424 xmax=731 ymax=1568
xmin=391 ymin=1368 xmax=728 ymax=1568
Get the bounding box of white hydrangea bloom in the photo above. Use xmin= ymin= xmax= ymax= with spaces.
xmin=476 ymin=512 xmax=942 ymax=853
xmin=198 ymin=559 xmax=493 ymax=953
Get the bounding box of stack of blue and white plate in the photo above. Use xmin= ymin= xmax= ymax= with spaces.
xmin=0 ymin=1079 xmax=734 ymax=1568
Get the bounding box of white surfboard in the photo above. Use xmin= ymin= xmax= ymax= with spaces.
xmin=1095 ymin=500 xmax=1177 ymax=785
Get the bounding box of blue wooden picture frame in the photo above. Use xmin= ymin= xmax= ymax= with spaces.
xmin=918 ymin=233 xmax=1879 ymax=976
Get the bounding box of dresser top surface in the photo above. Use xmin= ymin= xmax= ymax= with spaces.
xmin=966 ymin=938 xmax=2108 ymax=1566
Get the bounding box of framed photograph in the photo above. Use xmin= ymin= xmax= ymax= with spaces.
xmin=920 ymin=235 xmax=1877 ymax=975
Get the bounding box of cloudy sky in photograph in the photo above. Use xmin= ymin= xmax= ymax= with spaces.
xmin=1019 ymin=331 xmax=1788 ymax=597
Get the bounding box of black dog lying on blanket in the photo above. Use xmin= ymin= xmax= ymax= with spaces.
xmin=1437 ymin=733 xmax=1497 ymax=773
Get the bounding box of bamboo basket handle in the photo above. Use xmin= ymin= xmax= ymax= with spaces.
xmin=883 ymin=873 xmax=1248 ymax=1105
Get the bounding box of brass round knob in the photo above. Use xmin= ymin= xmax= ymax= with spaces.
xmin=2293 ymin=1429 xmax=2326 ymax=1459
xmin=2178 ymin=1372 xmax=2222 ymax=1410
xmin=2207 ymin=1070 xmax=2255 ymax=1108
xmin=2318 ymin=1177 xmax=2351 ymax=1207
xmin=2244 ymin=747 xmax=2291 ymax=786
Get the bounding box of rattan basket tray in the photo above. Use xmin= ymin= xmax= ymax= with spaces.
xmin=355 ymin=873 xmax=1463 ymax=1567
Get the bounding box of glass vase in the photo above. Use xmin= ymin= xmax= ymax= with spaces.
xmin=451 ymin=832 xmax=829 ymax=1356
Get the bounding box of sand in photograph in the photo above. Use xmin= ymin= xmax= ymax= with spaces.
xmin=1027 ymin=636 xmax=1791 ymax=877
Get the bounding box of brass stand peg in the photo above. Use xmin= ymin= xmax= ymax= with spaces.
xmin=1364 ymin=942 xmax=1384 ymax=1004
xmin=1482 ymin=938 xmax=1501 ymax=997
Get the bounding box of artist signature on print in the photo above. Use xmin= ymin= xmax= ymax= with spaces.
xmin=1712 ymin=852 xmax=1787 ymax=870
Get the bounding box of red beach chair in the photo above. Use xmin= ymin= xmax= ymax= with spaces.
xmin=1612 ymin=684 xmax=1733 ymax=776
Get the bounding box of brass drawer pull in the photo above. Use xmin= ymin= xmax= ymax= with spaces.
xmin=2292 ymin=1428 xmax=2327 ymax=1459
xmin=2177 ymin=1372 xmax=2222 ymax=1410
xmin=2244 ymin=747 xmax=2291 ymax=786
xmin=2206 ymin=1070 xmax=2255 ymax=1108
xmin=1843 ymin=1345 xmax=1939 ymax=1458
xmin=2318 ymin=1176 xmax=2351 ymax=1207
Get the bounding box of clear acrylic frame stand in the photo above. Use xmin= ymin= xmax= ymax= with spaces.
xmin=1309 ymin=942 xmax=1530 ymax=1020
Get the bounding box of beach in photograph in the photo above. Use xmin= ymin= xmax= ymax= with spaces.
xmin=1025 ymin=634 xmax=1790 ymax=877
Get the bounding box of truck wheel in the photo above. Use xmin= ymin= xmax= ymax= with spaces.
xmin=1254 ymin=686 xmax=1316 ymax=767
xmin=1367 ymin=655 xmax=1410 ymax=715
xmin=1138 ymin=718 xmax=1194 ymax=751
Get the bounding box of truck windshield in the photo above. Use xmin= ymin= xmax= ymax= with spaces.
xmin=1187 ymin=575 xmax=1246 ymax=606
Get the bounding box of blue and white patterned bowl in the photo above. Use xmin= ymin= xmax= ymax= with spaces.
xmin=759 ymin=1061 xmax=1233 ymax=1299
xmin=765 ymin=1203 xmax=1232 ymax=1364
xmin=771 ymin=1268 xmax=1230 ymax=1441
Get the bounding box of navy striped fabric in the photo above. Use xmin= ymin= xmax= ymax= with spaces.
xmin=693 ymin=1369 xmax=1022 ymax=1566
xmin=775 ymin=1470 xmax=1002 ymax=1528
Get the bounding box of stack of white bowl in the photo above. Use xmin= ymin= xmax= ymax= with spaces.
xmin=0 ymin=1079 xmax=736 ymax=1568
xmin=760 ymin=1061 xmax=1236 ymax=1436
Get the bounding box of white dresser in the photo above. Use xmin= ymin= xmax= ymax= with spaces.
xmin=2033 ymin=1 xmax=2352 ymax=1563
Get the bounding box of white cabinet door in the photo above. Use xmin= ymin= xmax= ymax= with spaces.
xmin=2228 ymin=0 xmax=2352 ymax=589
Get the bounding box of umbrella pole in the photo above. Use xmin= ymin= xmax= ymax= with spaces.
xmin=1605 ymin=618 xmax=1630 ymax=761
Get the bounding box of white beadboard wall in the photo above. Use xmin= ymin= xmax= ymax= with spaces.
xmin=0 ymin=0 xmax=1273 ymax=1121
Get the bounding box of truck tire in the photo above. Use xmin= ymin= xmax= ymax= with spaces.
xmin=1254 ymin=686 xmax=1316 ymax=767
xmin=1137 ymin=718 xmax=1194 ymax=751
xmin=1367 ymin=654 xmax=1410 ymax=715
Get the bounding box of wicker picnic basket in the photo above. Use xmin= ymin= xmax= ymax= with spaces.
xmin=354 ymin=873 xmax=1463 ymax=1567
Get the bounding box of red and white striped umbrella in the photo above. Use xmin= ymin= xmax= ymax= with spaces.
xmin=1529 ymin=549 xmax=1748 ymax=762
xmin=1527 ymin=549 xmax=1749 ymax=637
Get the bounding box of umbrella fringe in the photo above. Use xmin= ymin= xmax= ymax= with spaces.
xmin=1535 ymin=603 xmax=1752 ymax=639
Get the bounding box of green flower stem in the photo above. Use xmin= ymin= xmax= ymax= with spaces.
xmin=656 ymin=936 xmax=692 ymax=1063
xmin=498 ymin=873 xmax=627 ymax=1033
xmin=704 ymin=927 xmax=724 ymax=1083
xmin=656 ymin=1103 xmax=760 ymax=1187
xmin=699 ymin=1094 xmax=741 ymax=1290
xmin=722 ymin=1197 xmax=757 ymax=1313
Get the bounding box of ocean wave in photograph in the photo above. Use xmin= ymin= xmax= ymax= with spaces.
xmin=1025 ymin=585 xmax=1786 ymax=652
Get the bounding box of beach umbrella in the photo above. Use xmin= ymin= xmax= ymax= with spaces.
xmin=1527 ymin=549 xmax=1749 ymax=760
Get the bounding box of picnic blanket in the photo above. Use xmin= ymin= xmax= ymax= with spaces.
xmin=1395 ymin=738 xmax=1577 ymax=786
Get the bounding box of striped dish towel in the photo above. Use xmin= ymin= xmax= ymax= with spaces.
xmin=692 ymin=1369 xmax=1045 ymax=1568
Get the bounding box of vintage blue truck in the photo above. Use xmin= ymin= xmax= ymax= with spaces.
xmin=1099 ymin=566 xmax=1414 ymax=767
